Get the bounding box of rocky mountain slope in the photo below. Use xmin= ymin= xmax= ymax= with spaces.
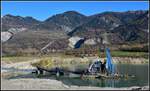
xmin=68 ymin=10 xmax=148 ymax=44
xmin=1 ymin=10 xmax=149 ymax=55
xmin=2 ymin=14 xmax=40 ymax=31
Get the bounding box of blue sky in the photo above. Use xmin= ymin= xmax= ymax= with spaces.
xmin=1 ymin=1 xmax=149 ymax=21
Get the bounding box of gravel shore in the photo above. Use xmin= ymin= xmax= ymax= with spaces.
xmin=1 ymin=78 xmax=149 ymax=90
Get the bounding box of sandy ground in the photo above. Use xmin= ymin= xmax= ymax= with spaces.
xmin=1 ymin=78 xmax=128 ymax=90
xmin=1 ymin=78 xmax=149 ymax=90
xmin=1 ymin=59 xmax=149 ymax=90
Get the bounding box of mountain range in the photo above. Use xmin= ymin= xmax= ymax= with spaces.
xmin=1 ymin=10 xmax=149 ymax=55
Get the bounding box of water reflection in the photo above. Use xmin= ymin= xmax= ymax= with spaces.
xmin=5 ymin=64 xmax=148 ymax=87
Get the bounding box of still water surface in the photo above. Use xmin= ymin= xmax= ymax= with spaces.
xmin=53 ymin=64 xmax=149 ymax=87
xmin=6 ymin=64 xmax=149 ymax=87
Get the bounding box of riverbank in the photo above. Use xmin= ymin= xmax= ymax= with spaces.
xmin=31 ymin=57 xmax=148 ymax=69
xmin=1 ymin=56 xmax=149 ymax=90
xmin=113 ymin=57 xmax=148 ymax=64
xmin=2 ymin=56 xmax=148 ymax=75
xmin=1 ymin=78 xmax=149 ymax=90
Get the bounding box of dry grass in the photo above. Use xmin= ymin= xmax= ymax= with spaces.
xmin=1 ymin=56 xmax=38 ymax=63
xmin=31 ymin=56 xmax=91 ymax=70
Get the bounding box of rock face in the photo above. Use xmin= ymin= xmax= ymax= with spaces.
xmin=84 ymin=39 xmax=96 ymax=45
xmin=1 ymin=32 xmax=13 ymax=43
xmin=1 ymin=28 xmax=27 ymax=43
xmin=8 ymin=28 xmax=27 ymax=34
xmin=68 ymin=36 xmax=85 ymax=48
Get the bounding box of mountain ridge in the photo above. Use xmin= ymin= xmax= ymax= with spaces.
xmin=2 ymin=10 xmax=148 ymax=31
xmin=1 ymin=10 xmax=149 ymax=56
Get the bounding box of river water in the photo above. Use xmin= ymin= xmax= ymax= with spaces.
xmin=3 ymin=64 xmax=149 ymax=88
xmin=55 ymin=64 xmax=149 ymax=87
